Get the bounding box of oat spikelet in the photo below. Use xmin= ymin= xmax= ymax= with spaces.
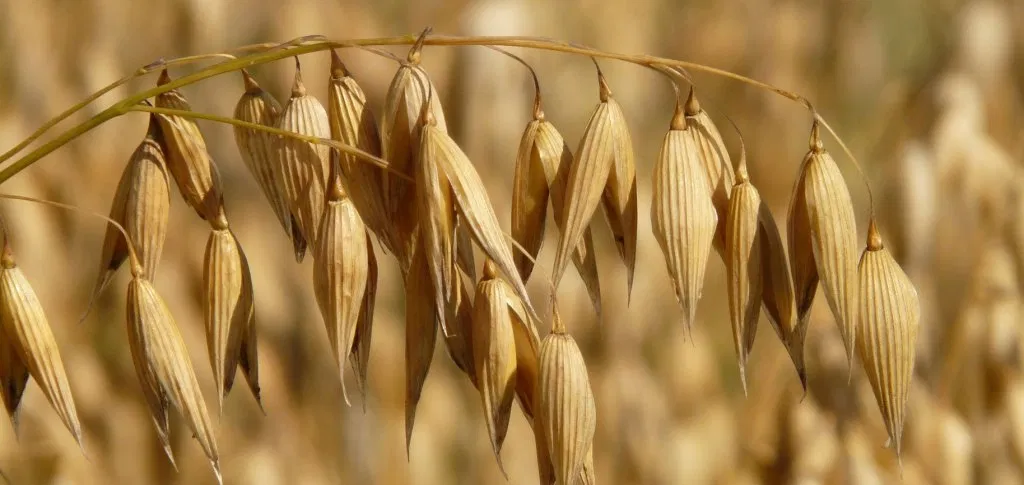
xmin=155 ymin=70 xmax=225 ymax=222
xmin=685 ymin=88 xmax=735 ymax=251
xmin=313 ymin=168 xmax=369 ymax=406
xmin=598 ymin=81 xmax=638 ymax=298
xmin=127 ymin=275 xmax=220 ymax=480
xmin=423 ymin=118 xmax=539 ymax=323
xmin=759 ymin=205 xmax=807 ymax=389
xmin=275 ymin=60 xmax=330 ymax=256
xmin=725 ymin=151 xmax=762 ymax=395
xmin=404 ymin=236 xmax=437 ymax=453
xmin=513 ymin=99 xmax=602 ymax=314
xmin=0 ymin=335 xmax=27 ymax=435
xmin=417 ymin=111 xmax=458 ymax=336
xmin=381 ymin=54 xmax=447 ymax=268
xmin=539 ymin=307 xmax=597 ymax=485
xmin=443 ymin=273 xmax=476 ymax=386
xmin=93 ymin=116 xmax=171 ymax=303
xmin=789 ymin=122 xmax=859 ymax=368
xmin=327 ymin=51 xmax=394 ymax=254
xmin=553 ymin=71 xmax=633 ymax=298
xmin=857 ymin=220 xmax=919 ymax=461
xmin=651 ymin=107 xmax=718 ymax=333
xmin=233 ymin=71 xmax=300 ymax=258
xmin=202 ymin=215 xmax=257 ymax=411
xmin=472 ymin=261 xmax=519 ymax=475
xmin=236 ymin=247 xmax=261 ymax=409
xmin=0 ymin=246 xmax=82 ymax=446
xmin=349 ymin=232 xmax=377 ymax=408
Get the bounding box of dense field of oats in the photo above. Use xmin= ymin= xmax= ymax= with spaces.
xmin=1 ymin=0 xmax=1023 ymax=484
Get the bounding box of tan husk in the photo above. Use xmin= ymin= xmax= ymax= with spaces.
xmin=552 ymin=73 xmax=625 ymax=296
xmin=472 ymin=262 xmax=519 ymax=474
xmin=423 ymin=120 xmax=539 ymax=323
xmin=274 ymin=62 xmax=330 ymax=256
xmin=381 ymin=59 xmax=448 ymax=268
xmin=404 ymin=236 xmax=438 ymax=452
xmin=93 ymin=116 xmax=171 ymax=299
xmin=651 ymin=110 xmax=718 ymax=334
xmin=685 ymin=88 xmax=735 ymax=252
xmin=455 ymin=216 xmax=477 ymax=282
xmin=443 ymin=273 xmax=476 ymax=386
xmin=539 ymin=308 xmax=597 ymax=485
xmin=236 ymin=246 xmax=261 ymax=407
xmin=233 ymin=71 xmax=301 ymax=258
xmin=790 ymin=122 xmax=859 ymax=367
xmin=0 ymin=334 xmax=28 ymax=434
xmin=202 ymin=219 xmax=257 ymax=411
xmin=0 ymin=246 xmax=82 ymax=446
xmin=759 ymin=204 xmax=807 ymax=388
xmin=350 ymin=231 xmax=377 ymax=407
xmin=417 ymin=115 xmax=458 ymax=335
xmin=598 ymin=86 xmax=638 ymax=298
xmin=312 ymin=167 xmax=369 ymax=406
xmin=126 ymin=275 xmax=219 ymax=479
xmin=154 ymin=69 xmax=225 ymax=222
xmin=725 ymin=157 xmax=762 ymax=395
xmin=856 ymin=221 xmax=920 ymax=460
xmin=327 ymin=50 xmax=394 ymax=254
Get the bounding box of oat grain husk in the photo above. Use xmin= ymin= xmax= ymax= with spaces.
xmin=651 ymin=109 xmax=718 ymax=334
xmin=539 ymin=308 xmax=597 ymax=485
xmin=789 ymin=122 xmax=859 ymax=368
xmin=155 ymin=70 xmax=225 ymax=222
xmin=0 ymin=245 xmax=82 ymax=446
xmin=685 ymin=88 xmax=735 ymax=252
xmin=126 ymin=275 xmax=219 ymax=479
xmin=417 ymin=113 xmax=458 ymax=335
xmin=274 ymin=62 xmax=330 ymax=256
xmin=312 ymin=168 xmax=369 ymax=406
xmin=0 ymin=335 xmax=27 ymax=435
xmin=93 ymin=116 xmax=170 ymax=300
xmin=327 ymin=51 xmax=394 ymax=254
xmin=404 ymin=236 xmax=438 ymax=453
xmin=202 ymin=218 xmax=258 ymax=411
xmin=725 ymin=157 xmax=762 ymax=395
xmin=350 ymin=231 xmax=377 ymax=408
xmin=234 ymin=71 xmax=301 ymax=258
xmin=857 ymin=220 xmax=919 ymax=460
xmin=759 ymin=204 xmax=807 ymax=388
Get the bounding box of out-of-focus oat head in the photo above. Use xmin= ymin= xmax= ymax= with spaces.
xmin=0 ymin=0 xmax=1020 ymax=483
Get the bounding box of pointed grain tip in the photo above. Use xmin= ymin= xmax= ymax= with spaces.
xmin=670 ymin=101 xmax=686 ymax=130
xmin=241 ymin=70 xmax=260 ymax=93
xmin=684 ymin=87 xmax=701 ymax=116
xmin=809 ymin=120 xmax=823 ymax=152
xmin=330 ymin=49 xmax=349 ymax=79
xmin=597 ymin=70 xmax=612 ymax=102
xmin=291 ymin=60 xmax=306 ymax=98
xmin=866 ymin=219 xmax=883 ymax=251
xmin=157 ymin=69 xmax=171 ymax=86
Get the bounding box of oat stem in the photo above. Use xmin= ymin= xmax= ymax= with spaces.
xmin=0 ymin=32 xmax=868 ymax=198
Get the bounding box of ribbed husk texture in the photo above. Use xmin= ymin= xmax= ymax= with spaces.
xmin=685 ymin=88 xmax=735 ymax=252
xmin=154 ymin=70 xmax=225 ymax=222
xmin=725 ymin=171 xmax=762 ymax=395
xmin=404 ymin=236 xmax=437 ymax=453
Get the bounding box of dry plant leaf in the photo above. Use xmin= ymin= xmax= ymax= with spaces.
xmin=404 ymin=235 xmax=437 ymax=453
xmin=472 ymin=261 xmax=519 ymax=475
xmin=202 ymin=217 xmax=259 ymax=411
xmin=313 ymin=167 xmax=369 ymax=406
xmin=789 ymin=122 xmax=859 ymax=368
xmin=93 ymin=116 xmax=170 ymax=301
xmin=725 ymin=154 xmax=762 ymax=395
xmin=651 ymin=108 xmax=718 ymax=333
xmin=381 ymin=58 xmax=448 ymax=268
xmin=553 ymin=71 xmax=633 ymax=299
xmin=0 ymin=245 xmax=82 ymax=446
xmin=327 ymin=50 xmax=394 ymax=254
xmin=155 ymin=70 xmax=225 ymax=222
xmin=423 ymin=119 xmax=539 ymax=323
xmin=685 ymin=88 xmax=735 ymax=252
xmin=856 ymin=221 xmax=919 ymax=461
xmin=539 ymin=308 xmax=597 ymax=485
xmin=127 ymin=275 xmax=219 ymax=480
xmin=233 ymin=71 xmax=300 ymax=258
xmin=274 ymin=61 xmax=330 ymax=256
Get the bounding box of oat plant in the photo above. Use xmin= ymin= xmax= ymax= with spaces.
xmin=0 ymin=29 xmax=920 ymax=484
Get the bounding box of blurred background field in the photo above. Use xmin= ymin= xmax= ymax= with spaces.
xmin=1 ymin=0 xmax=1023 ymax=483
